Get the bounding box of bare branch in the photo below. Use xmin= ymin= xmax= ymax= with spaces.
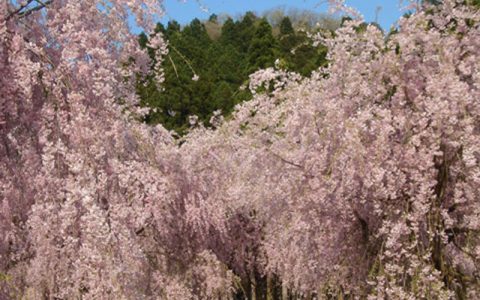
xmin=18 ymin=0 xmax=53 ymax=19
xmin=269 ymin=150 xmax=304 ymax=170
xmin=5 ymin=0 xmax=35 ymax=21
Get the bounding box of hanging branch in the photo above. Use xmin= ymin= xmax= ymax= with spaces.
xmin=169 ymin=45 xmax=198 ymax=79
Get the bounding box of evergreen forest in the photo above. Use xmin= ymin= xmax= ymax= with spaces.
xmin=137 ymin=12 xmax=333 ymax=134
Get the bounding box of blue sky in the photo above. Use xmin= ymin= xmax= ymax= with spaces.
xmin=159 ymin=0 xmax=405 ymax=31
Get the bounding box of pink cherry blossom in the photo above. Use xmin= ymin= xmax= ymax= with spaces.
xmin=1 ymin=0 xmax=480 ymax=298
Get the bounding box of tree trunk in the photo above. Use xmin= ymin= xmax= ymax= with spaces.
xmin=282 ymin=283 xmax=288 ymax=300
xmin=251 ymin=275 xmax=257 ymax=300
xmin=266 ymin=274 xmax=273 ymax=300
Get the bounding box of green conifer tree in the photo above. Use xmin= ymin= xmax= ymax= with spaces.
xmin=246 ymin=18 xmax=277 ymax=74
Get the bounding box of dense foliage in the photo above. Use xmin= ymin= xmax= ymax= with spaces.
xmin=1 ymin=0 xmax=480 ymax=299
xmin=137 ymin=13 xmax=330 ymax=134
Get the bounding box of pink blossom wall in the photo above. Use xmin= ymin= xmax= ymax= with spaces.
xmin=1 ymin=0 xmax=479 ymax=298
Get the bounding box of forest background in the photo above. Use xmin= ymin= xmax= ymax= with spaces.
xmin=137 ymin=9 xmax=343 ymax=134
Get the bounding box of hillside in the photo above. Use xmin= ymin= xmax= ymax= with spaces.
xmin=137 ymin=12 xmax=334 ymax=134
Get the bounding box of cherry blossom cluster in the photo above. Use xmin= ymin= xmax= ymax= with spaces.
xmin=1 ymin=0 xmax=479 ymax=299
